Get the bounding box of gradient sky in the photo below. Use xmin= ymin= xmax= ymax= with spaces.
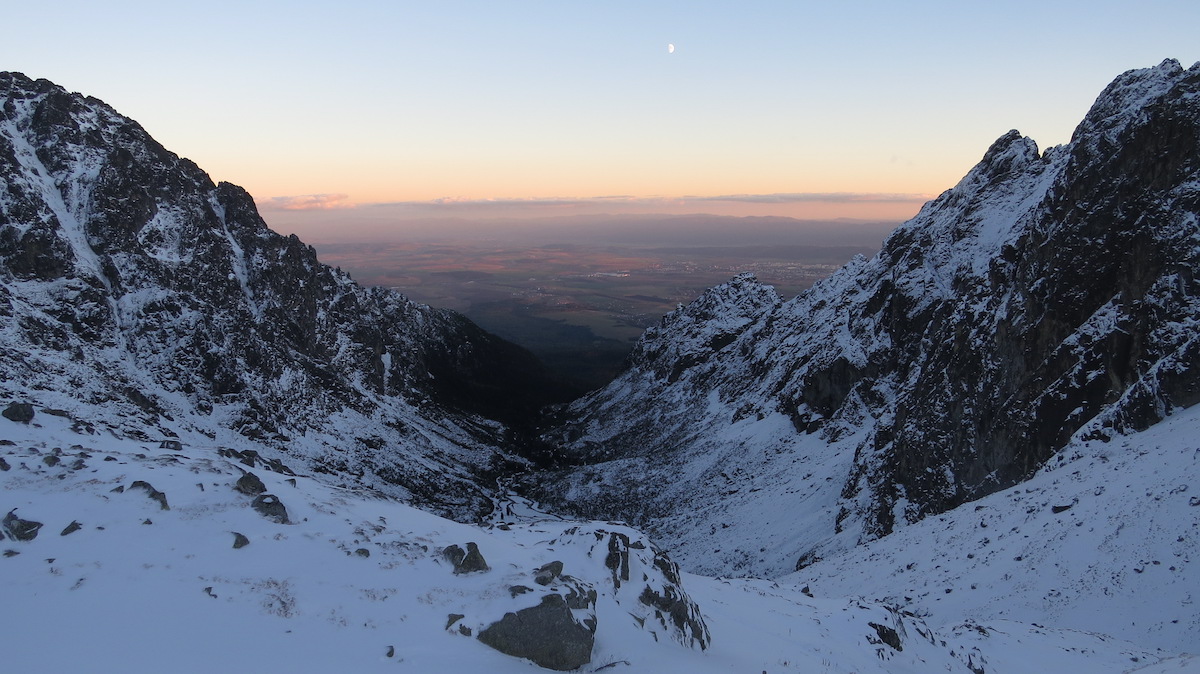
xmin=6 ymin=1 xmax=1200 ymax=235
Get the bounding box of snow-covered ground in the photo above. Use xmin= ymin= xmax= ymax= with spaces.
xmin=790 ymin=403 xmax=1200 ymax=655
xmin=2 ymin=407 xmax=1191 ymax=672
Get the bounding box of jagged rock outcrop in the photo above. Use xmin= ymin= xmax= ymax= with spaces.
xmin=529 ymin=59 xmax=1200 ymax=577
xmin=0 ymin=71 xmax=570 ymax=521
xmin=447 ymin=522 xmax=708 ymax=669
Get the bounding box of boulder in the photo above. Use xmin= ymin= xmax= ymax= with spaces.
xmin=234 ymin=471 xmax=267 ymax=496
xmin=250 ymin=494 xmax=289 ymax=524
xmin=232 ymin=532 xmax=250 ymax=549
xmin=444 ymin=541 xmax=489 ymax=574
xmin=477 ymin=593 xmax=595 ymax=671
xmin=2 ymin=403 xmax=34 ymax=423
xmin=3 ymin=510 xmax=43 ymax=541
xmin=534 ymin=560 xmax=564 ymax=586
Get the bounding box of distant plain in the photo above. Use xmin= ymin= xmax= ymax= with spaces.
xmin=305 ymin=216 xmax=901 ymax=392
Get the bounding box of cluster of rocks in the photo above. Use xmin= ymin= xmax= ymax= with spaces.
xmin=439 ymin=524 xmax=709 ymax=670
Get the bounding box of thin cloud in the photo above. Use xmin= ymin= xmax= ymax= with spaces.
xmin=367 ymin=192 xmax=928 ymax=212
xmin=259 ymin=194 xmax=357 ymax=211
xmin=696 ymin=192 xmax=932 ymax=204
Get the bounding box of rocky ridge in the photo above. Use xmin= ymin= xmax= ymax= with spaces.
xmin=529 ymin=59 xmax=1200 ymax=578
xmin=0 ymin=71 xmax=569 ymax=522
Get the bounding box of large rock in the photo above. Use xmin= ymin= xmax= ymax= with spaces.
xmin=3 ymin=509 xmax=43 ymax=541
xmin=443 ymin=541 xmax=489 ymax=574
xmin=477 ymin=593 xmax=595 ymax=671
xmin=2 ymin=403 xmax=34 ymax=423
xmin=233 ymin=472 xmax=267 ymax=496
xmin=251 ymin=494 xmax=289 ymax=524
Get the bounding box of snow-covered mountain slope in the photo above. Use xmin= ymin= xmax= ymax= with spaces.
xmin=0 ymin=72 xmax=572 ymax=521
xmin=528 ymin=59 xmax=1200 ymax=579
xmin=2 ymin=410 xmax=1180 ymax=673
xmin=791 ymin=400 xmax=1200 ymax=654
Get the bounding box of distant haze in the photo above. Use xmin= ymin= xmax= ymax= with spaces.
xmin=263 ymin=209 xmax=906 ymax=249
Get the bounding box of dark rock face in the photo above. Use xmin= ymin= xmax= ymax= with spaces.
xmin=534 ymin=560 xmax=563 ymax=586
xmin=476 ymin=593 xmax=595 ymax=671
xmin=0 ymin=71 xmax=568 ymax=522
xmin=530 ymin=60 xmax=1200 ymax=577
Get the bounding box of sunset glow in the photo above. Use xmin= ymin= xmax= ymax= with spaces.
xmin=6 ymin=1 xmax=1200 ymax=238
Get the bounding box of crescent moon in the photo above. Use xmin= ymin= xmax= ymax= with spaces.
xmin=668 ymin=43 xmax=675 ymax=54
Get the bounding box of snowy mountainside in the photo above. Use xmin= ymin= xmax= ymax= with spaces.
xmin=1 ymin=410 xmax=1179 ymax=673
xmin=0 ymin=71 xmax=568 ymax=521
xmin=529 ymin=59 xmax=1200 ymax=579
xmin=791 ymin=401 xmax=1200 ymax=654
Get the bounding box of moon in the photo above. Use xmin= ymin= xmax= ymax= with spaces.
xmin=667 ymin=43 xmax=675 ymax=54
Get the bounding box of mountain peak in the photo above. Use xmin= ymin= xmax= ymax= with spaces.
xmin=532 ymin=60 xmax=1200 ymax=590
xmin=0 ymin=75 xmax=569 ymax=521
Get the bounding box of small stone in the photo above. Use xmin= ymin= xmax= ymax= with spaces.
xmin=0 ymin=457 xmax=9 ymax=471
xmin=477 ymin=594 xmax=595 ymax=670
xmin=455 ymin=542 xmax=489 ymax=574
xmin=232 ymin=532 xmax=250 ymax=549
xmin=61 ymin=521 xmax=82 ymax=536
xmin=3 ymin=549 xmax=18 ymax=557
xmin=234 ymin=472 xmax=267 ymax=496
xmin=355 ymin=548 xmax=370 ymax=558
xmin=129 ymin=481 xmax=170 ymax=510
xmin=446 ymin=614 xmax=465 ymax=630
xmin=42 ymin=455 xmax=60 ymax=467
xmin=510 ymin=585 xmax=533 ymax=598
xmin=535 ymin=560 xmax=564 ymax=586
xmin=386 ymin=646 xmax=395 ymax=658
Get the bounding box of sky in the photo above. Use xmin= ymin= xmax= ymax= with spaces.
xmin=5 ymin=1 xmax=1200 ymax=240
